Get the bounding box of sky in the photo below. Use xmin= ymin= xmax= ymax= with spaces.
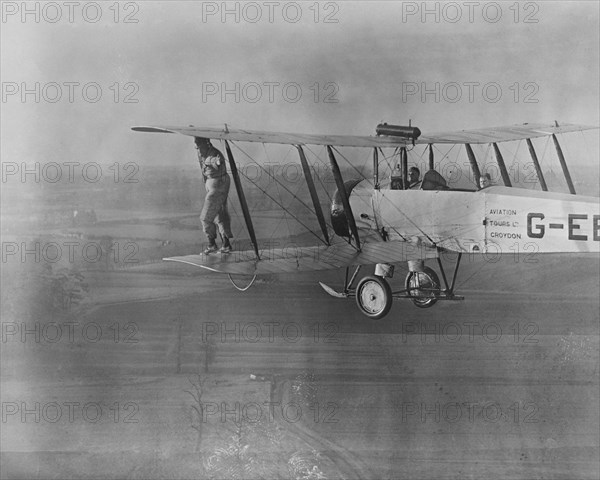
xmin=1 ymin=1 xmax=599 ymax=170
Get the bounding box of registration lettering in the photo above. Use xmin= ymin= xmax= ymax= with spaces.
xmin=527 ymin=213 xmax=599 ymax=241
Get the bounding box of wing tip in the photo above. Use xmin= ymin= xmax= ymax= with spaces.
xmin=131 ymin=126 xmax=175 ymax=134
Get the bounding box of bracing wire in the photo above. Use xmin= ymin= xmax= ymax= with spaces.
xmin=229 ymin=142 xmax=329 ymax=246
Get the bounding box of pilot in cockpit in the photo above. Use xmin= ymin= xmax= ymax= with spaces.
xmin=479 ymin=173 xmax=493 ymax=189
xmin=391 ymin=165 xmax=448 ymax=191
xmin=407 ymin=167 xmax=422 ymax=189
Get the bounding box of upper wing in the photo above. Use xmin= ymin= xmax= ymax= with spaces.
xmin=132 ymin=125 xmax=409 ymax=147
xmin=420 ymin=123 xmax=599 ymax=144
xmin=164 ymin=238 xmax=438 ymax=275
xmin=132 ymin=123 xmax=598 ymax=147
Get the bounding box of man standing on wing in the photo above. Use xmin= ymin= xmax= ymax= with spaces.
xmin=195 ymin=137 xmax=233 ymax=254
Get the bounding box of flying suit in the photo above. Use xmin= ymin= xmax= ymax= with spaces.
xmin=198 ymin=145 xmax=233 ymax=243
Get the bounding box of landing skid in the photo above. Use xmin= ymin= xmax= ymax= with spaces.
xmin=319 ymin=264 xmax=363 ymax=299
xmin=318 ymin=282 xmax=349 ymax=299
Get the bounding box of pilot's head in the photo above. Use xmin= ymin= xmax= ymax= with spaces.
xmin=480 ymin=173 xmax=492 ymax=188
xmin=408 ymin=167 xmax=420 ymax=182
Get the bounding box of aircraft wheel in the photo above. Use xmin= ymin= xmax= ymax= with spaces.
xmin=405 ymin=266 xmax=440 ymax=309
xmin=355 ymin=275 xmax=393 ymax=319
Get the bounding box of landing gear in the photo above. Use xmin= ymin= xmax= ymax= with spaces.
xmin=318 ymin=255 xmax=464 ymax=319
xmin=355 ymin=275 xmax=392 ymax=319
xmin=405 ymin=266 xmax=440 ymax=308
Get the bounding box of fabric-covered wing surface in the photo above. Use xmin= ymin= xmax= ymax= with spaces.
xmin=132 ymin=123 xmax=597 ymax=147
xmin=132 ymin=125 xmax=409 ymax=147
xmin=163 ymin=239 xmax=438 ymax=275
xmin=419 ymin=123 xmax=598 ymax=144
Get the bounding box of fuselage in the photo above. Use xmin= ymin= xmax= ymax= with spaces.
xmin=349 ymin=185 xmax=600 ymax=254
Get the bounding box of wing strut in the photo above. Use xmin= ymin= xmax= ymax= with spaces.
xmin=373 ymin=148 xmax=379 ymax=189
xmin=224 ymin=140 xmax=260 ymax=259
xmin=525 ymin=139 xmax=548 ymax=191
xmin=428 ymin=144 xmax=434 ymax=170
xmin=296 ymin=145 xmax=330 ymax=245
xmin=551 ymin=134 xmax=576 ymax=194
xmin=492 ymin=143 xmax=512 ymax=187
xmin=465 ymin=144 xmax=482 ymax=187
xmin=327 ymin=146 xmax=361 ymax=251
xmin=401 ymin=147 xmax=408 ymax=189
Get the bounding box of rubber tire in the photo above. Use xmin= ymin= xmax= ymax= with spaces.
xmin=405 ymin=266 xmax=441 ymax=309
xmin=355 ymin=275 xmax=393 ymax=319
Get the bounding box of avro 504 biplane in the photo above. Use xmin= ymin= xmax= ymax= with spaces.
xmin=132 ymin=122 xmax=599 ymax=319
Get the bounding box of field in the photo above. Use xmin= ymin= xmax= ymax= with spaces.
xmin=1 ymin=166 xmax=599 ymax=479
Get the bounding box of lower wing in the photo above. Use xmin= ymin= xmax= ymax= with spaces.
xmin=164 ymin=238 xmax=438 ymax=275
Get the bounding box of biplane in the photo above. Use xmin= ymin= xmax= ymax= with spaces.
xmin=132 ymin=122 xmax=599 ymax=319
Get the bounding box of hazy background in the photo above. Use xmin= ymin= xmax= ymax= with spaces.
xmin=2 ymin=1 xmax=599 ymax=170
